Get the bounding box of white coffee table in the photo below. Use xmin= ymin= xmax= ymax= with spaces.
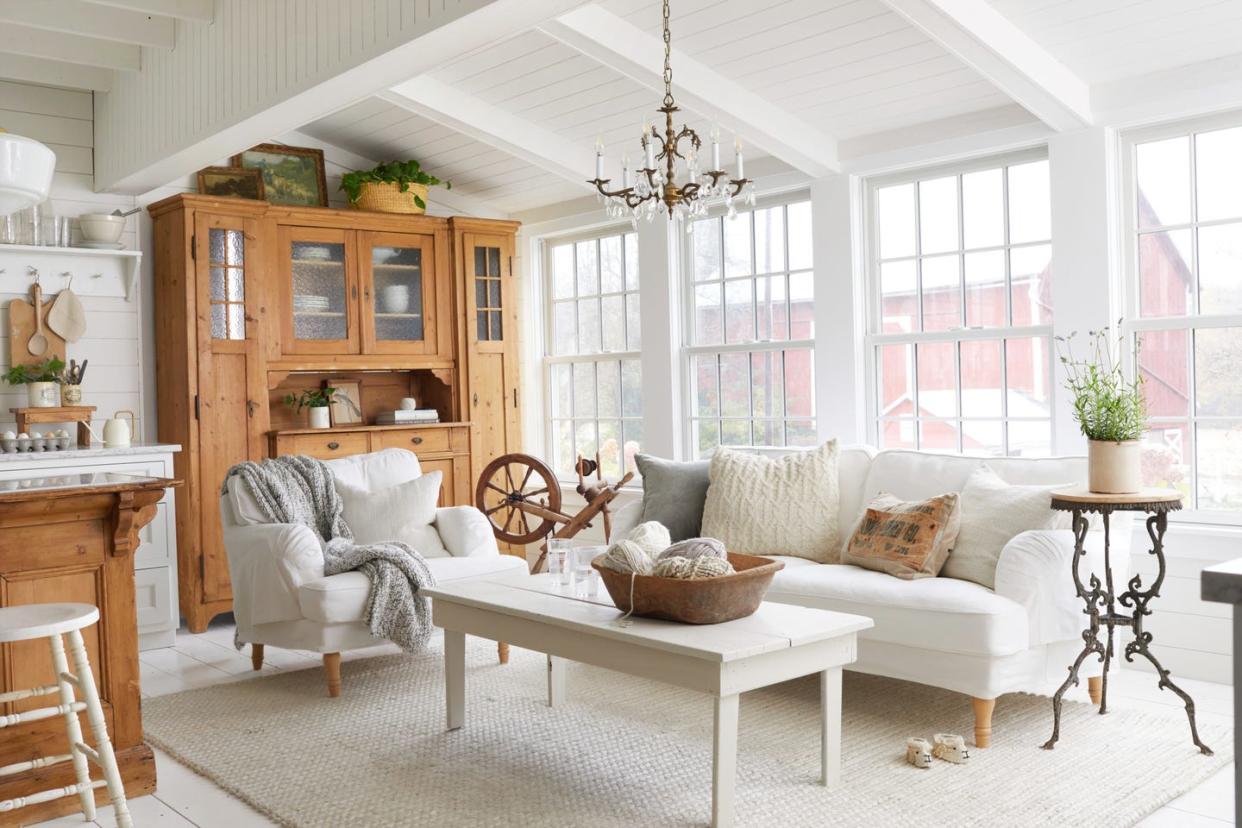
xmin=422 ymin=574 xmax=872 ymax=828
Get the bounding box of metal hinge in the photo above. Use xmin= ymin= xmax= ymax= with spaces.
xmin=508 ymin=255 xmax=513 ymax=276
xmin=190 ymin=234 xmax=195 ymax=261
xmin=512 ymin=387 xmax=518 ymax=408
xmin=194 ymin=395 xmax=200 ymax=420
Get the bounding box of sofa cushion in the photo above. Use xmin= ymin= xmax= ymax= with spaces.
xmin=298 ymin=555 xmax=527 ymax=624
xmin=764 ymin=558 xmax=1029 ymax=657
xmin=634 ymin=454 xmax=711 ymax=542
xmin=842 ymin=492 xmax=960 ymax=579
xmin=702 ymin=440 xmax=841 ymax=562
xmin=335 ymin=472 xmax=449 ymax=559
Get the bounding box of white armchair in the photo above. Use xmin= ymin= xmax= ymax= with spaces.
xmin=220 ymin=449 xmax=527 ymax=696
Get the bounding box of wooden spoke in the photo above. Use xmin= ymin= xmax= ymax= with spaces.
xmin=504 ymin=464 xmax=517 ymax=492
xmin=485 ymin=482 xmax=509 ymax=498
xmin=526 ymin=487 xmax=549 ymax=498
xmin=518 ymin=507 xmax=530 ymax=536
xmin=502 ymin=505 xmax=516 ymax=534
xmin=519 ymin=465 xmax=535 ymax=492
xmin=485 ymin=502 xmax=508 ymax=517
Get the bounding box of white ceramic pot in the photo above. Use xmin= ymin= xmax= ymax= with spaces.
xmin=382 ymin=284 xmax=411 ymax=313
xmin=1088 ymin=439 xmax=1143 ymax=494
xmin=27 ymin=381 xmax=58 ymax=407
xmin=309 ymin=406 xmax=331 ymax=429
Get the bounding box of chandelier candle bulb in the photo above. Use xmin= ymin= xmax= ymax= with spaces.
xmin=595 ymin=138 xmax=605 ymax=180
xmin=712 ymin=135 xmax=721 ymax=171
xmin=735 ymin=137 xmax=744 ymax=179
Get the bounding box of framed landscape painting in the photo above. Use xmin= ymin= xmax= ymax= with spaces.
xmin=196 ymin=166 xmax=265 ymax=200
xmin=232 ymin=143 xmax=328 ymax=207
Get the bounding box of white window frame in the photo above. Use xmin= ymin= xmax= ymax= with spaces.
xmin=1121 ymin=111 xmax=1242 ymax=524
xmin=862 ymin=148 xmax=1057 ymax=456
xmin=681 ymin=191 xmax=816 ymax=458
xmin=542 ymin=225 xmax=643 ymax=483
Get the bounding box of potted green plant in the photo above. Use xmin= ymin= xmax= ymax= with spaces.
xmin=284 ymin=386 xmax=336 ymax=429
xmin=5 ymin=357 xmax=65 ymax=408
xmin=1056 ymin=324 xmax=1146 ymax=493
xmin=339 ymin=160 xmax=451 ymax=215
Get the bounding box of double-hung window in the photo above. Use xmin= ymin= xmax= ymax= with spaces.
xmin=685 ymin=199 xmax=816 ymax=457
xmin=1125 ymin=118 xmax=1242 ymax=513
xmin=866 ymin=153 xmax=1054 ymax=456
xmin=545 ymin=229 xmax=642 ymax=480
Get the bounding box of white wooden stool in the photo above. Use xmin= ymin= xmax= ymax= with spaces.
xmin=0 ymin=603 xmax=132 ymax=827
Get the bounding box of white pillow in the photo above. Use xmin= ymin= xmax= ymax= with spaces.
xmin=335 ymin=472 xmax=449 ymax=559
xmin=700 ymin=441 xmax=840 ymax=562
xmin=942 ymin=466 xmax=1066 ymax=589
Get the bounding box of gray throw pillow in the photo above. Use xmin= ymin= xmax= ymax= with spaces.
xmin=635 ymin=453 xmax=710 ymax=542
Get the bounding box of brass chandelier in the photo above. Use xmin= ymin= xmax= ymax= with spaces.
xmin=590 ymin=0 xmax=754 ymax=223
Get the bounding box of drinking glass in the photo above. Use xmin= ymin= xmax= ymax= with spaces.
xmin=573 ymin=545 xmax=604 ymax=582
xmin=547 ymin=538 xmax=572 ymax=586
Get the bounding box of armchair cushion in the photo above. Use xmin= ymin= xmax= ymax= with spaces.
xmin=434 ymin=505 xmax=503 ymax=558
xmin=335 ymin=472 xmax=449 ymax=558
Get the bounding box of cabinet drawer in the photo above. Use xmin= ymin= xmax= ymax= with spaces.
xmin=134 ymin=566 xmax=173 ymax=633
xmin=280 ymin=432 xmax=370 ymax=459
xmin=373 ymin=428 xmax=452 ymax=454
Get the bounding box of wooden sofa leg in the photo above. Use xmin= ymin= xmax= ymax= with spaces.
xmin=1088 ymin=675 xmax=1103 ymax=706
xmin=498 ymin=642 xmax=510 ymax=664
xmin=324 ymin=652 xmax=342 ymax=698
xmin=972 ymin=697 xmax=996 ymax=748
xmin=251 ymin=643 xmax=264 ymax=671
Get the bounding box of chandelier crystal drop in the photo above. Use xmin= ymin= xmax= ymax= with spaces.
xmin=589 ymin=0 xmax=754 ymax=226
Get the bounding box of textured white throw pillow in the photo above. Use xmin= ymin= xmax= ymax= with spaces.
xmin=335 ymin=472 xmax=450 ymax=559
xmin=700 ymin=441 xmax=840 ymax=562
xmin=942 ymin=465 xmax=1065 ymax=589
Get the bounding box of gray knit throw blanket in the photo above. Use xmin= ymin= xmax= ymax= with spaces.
xmin=223 ymin=455 xmax=436 ymax=653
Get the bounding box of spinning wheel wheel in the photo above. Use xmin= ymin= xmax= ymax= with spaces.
xmin=475 ymin=454 xmax=563 ymax=545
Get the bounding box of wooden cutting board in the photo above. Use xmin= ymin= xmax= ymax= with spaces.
xmin=8 ymin=295 xmax=67 ymax=367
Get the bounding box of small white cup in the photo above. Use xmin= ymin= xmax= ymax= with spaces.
xmin=400 ymin=397 xmax=418 ymax=410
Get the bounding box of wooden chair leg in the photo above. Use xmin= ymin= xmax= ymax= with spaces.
xmin=251 ymin=643 xmax=264 ymax=672
xmin=498 ymin=642 xmax=509 ymax=664
xmin=323 ymin=652 xmax=341 ymax=698
xmin=972 ymin=697 xmax=996 ymax=748
xmin=1088 ymin=675 xmax=1102 ymax=705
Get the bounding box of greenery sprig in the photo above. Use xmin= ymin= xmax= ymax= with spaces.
xmin=339 ymin=160 xmax=451 ymax=209
xmin=4 ymin=357 xmax=66 ymax=385
xmin=283 ymin=387 xmax=336 ymax=412
xmin=1055 ymin=322 xmax=1146 ymax=443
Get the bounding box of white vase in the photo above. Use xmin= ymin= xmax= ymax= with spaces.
xmin=27 ymin=381 xmax=58 ymax=407
xmin=309 ymin=406 xmax=331 ymax=429
xmin=1087 ymin=439 xmax=1142 ymax=494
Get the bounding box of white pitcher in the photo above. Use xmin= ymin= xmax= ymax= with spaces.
xmin=84 ymin=410 xmax=135 ymax=448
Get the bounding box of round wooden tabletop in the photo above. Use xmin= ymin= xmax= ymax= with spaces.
xmin=1050 ymin=486 xmax=1182 ymax=511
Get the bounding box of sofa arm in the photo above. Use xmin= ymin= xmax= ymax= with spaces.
xmin=434 ymin=506 xmax=501 ymax=558
xmin=993 ymin=528 xmax=1129 ymax=648
xmin=222 ymin=520 xmax=324 ymax=628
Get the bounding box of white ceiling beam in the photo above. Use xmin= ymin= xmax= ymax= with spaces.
xmin=539 ymin=4 xmax=839 ymax=177
xmin=80 ymin=0 xmax=212 ymax=22
xmin=0 ymin=0 xmax=174 ymax=49
xmin=878 ymin=0 xmax=1091 ymax=131
xmin=380 ymin=77 xmax=597 ymax=191
xmin=277 ymin=129 xmax=512 ymax=219
xmin=0 ymin=53 xmax=112 ymax=92
xmin=0 ymin=23 xmax=139 ymax=71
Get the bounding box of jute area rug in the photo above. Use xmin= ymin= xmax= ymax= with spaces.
xmin=143 ymin=638 xmax=1231 ymax=828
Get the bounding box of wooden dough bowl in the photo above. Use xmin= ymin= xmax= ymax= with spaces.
xmin=592 ymin=552 xmax=785 ymax=625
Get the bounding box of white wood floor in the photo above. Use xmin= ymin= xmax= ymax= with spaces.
xmin=30 ymin=616 xmax=1236 ymax=828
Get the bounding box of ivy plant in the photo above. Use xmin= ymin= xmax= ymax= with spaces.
xmin=1055 ymin=323 xmax=1146 ymax=442
xmin=283 ymin=387 xmax=336 ymax=412
xmin=339 ymin=160 xmax=451 ymax=209
xmin=4 ymin=357 xmax=65 ymax=385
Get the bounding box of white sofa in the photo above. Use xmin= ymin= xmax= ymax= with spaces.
xmin=220 ymin=449 xmax=526 ymax=696
xmin=618 ymin=446 xmax=1129 ymax=747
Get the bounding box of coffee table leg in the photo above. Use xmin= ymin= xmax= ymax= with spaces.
xmin=445 ymin=629 xmax=465 ymax=731
xmin=547 ymin=655 xmax=566 ymax=707
xmin=712 ymin=693 xmax=739 ymax=828
xmin=821 ymin=667 xmax=842 ymax=787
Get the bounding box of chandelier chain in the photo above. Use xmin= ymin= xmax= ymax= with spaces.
xmin=662 ymin=0 xmax=673 ymax=107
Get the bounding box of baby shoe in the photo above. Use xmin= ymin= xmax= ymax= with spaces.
xmin=906 ymin=737 xmax=933 ymax=769
xmin=932 ymin=733 xmax=970 ymax=764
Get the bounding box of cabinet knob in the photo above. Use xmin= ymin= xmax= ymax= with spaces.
xmin=327 ymin=441 xmax=340 ymax=450
xmin=411 ymin=436 xmax=423 ymax=445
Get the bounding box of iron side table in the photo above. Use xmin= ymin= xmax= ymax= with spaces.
xmin=1043 ymin=487 xmax=1212 ymax=754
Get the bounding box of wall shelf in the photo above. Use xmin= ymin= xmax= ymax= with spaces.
xmin=0 ymin=244 xmax=142 ymax=301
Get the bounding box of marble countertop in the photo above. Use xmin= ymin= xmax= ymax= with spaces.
xmin=0 ymin=442 xmax=181 ymax=463
xmin=1201 ymin=558 xmax=1242 ymax=605
xmin=0 ymin=471 xmax=178 ymax=501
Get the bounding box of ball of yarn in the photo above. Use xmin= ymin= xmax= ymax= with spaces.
xmin=627 ymin=521 xmax=671 ymax=558
xmin=656 ymin=537 xmax=727 ymax=563
xmin=601 ymin=539 xmax=653 ymax=575
xmin=652 ymin=554 xmax=735 ymax=579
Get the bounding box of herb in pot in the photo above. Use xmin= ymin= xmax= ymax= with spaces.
xmin=283 ymin=387 xmax=336 ymax=412
xmin=1055 ymin=324 xmax=1146 ymax=442
xmin=4 ymin=357 xmax=66 ymax=385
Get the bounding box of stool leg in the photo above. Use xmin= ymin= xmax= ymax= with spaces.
xmin=48 ymin=632 xmax=94 ymax=821
xmin=67 ymin=628 xmax=131 ymax=828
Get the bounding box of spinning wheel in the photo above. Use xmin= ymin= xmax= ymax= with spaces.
xmin=475 ymin=454 xmax=563 ymax=546
xmin=475 ymin=451 xmax=633 ymax=572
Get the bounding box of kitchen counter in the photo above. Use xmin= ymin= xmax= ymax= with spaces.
xmin=0 ymin=441 xmax=181 ymax=462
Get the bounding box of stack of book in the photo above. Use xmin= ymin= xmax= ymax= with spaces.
xmin=375 ymin=409 xmax=440 ymax=425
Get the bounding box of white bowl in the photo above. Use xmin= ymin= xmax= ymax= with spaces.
xmin=78 ymin=213 xmax=125 ymax=243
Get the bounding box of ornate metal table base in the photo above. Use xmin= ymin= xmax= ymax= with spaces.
xmin=1042 ymin=494 xmax=1212 ymax=755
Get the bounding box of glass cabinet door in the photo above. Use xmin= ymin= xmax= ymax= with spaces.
xmin=359 ymin=231 xmax=437 ymax=355
xmin=464 ymin=232 xmax=510 ymax=351
xmin=279 ymin=226 xmax=359 ymax=355
xmin=206 ymin=225 xmax=247 ymax=341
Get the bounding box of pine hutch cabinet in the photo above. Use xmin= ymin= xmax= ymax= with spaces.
xmin=149 ymin=195 xmax=521 ymax=633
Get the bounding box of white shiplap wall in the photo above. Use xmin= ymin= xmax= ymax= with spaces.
xmin=0 ymin=80 xmax=143 ymax=438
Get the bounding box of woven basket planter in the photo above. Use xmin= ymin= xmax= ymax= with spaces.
xmin=351 ymin=182 xmax=429 ymax=214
